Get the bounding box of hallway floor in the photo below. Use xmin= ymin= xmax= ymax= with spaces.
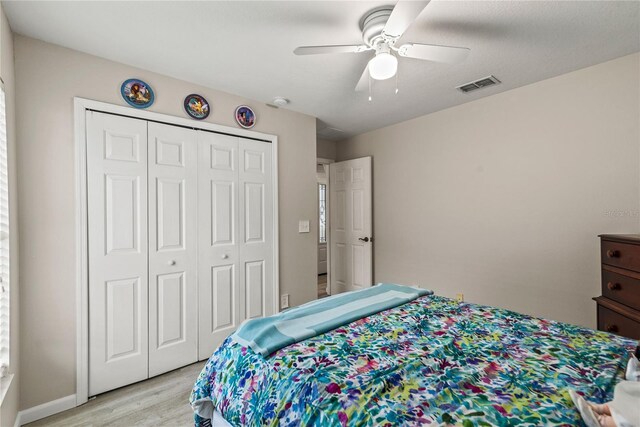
xmin=318 ymin=274 xmax=328 ymax=298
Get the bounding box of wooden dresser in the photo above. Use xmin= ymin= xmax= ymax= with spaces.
xmin=593 ymin=234 xmax=640 ymax=340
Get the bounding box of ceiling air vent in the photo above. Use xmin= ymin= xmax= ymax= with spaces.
xmin=456 ymin=75 xmax=501 ymax=93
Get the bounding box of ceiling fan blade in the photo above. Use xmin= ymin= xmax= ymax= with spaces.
xmin=383 ymin=1 xmax=430 ymax=39
xmin=355 ymin=64 xmax=370 ymax=92
xmin=294 ymin=45 xmax=368 ymax=55
xmin=398 ymin=43 xmax=470 ymax=64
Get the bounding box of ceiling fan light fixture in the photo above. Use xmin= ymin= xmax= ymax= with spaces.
xmin=368 ymin=52 xmax=397 ymax=80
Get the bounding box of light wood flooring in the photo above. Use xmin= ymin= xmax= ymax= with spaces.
xmin=28 ymin=277 xmax=329 ymax=426
xmin=26 ymin=361 xmax=206 ymax=427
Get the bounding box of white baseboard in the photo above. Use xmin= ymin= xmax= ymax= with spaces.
xmin=17 ymin=394 xmax=76 ymax=426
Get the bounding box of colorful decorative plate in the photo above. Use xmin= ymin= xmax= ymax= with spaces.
xmin=120 ymin=78 xmax=154 ymax=109
xmin=235 ymin=105 xmax=256 ymax=129
xmin=184 ymin=94 xmax=210 ymax=120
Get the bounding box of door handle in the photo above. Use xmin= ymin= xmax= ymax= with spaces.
xmin=358 ymin=237 xmax=370 ymax=242
xmin=221 ymin=254 xmax=229 ymax=259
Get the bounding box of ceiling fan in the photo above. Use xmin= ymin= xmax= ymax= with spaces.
xmin=293 ymin=1 xmax=470 ymax=92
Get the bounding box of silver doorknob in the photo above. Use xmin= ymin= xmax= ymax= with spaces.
xmin=221 ymin=254 xmax=229 ymax=259
xmin=168 ymin=260 xmax=176 ymax=266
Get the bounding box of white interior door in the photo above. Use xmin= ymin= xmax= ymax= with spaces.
xmin=329 ymin=157 xmax=372 ymax=294
xmin=87 ymin=111 xmax=149 ymax=396
xmin=238 ymin=138 xmax=274 ymax=323
xmin=197 ymin=132 xmax=240 ymax=359
xmin=197 ymin=133 xmax=275 ymax=359
xmin=147 ymin=122 xmax=198 ymax=377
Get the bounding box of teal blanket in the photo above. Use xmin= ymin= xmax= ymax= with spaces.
xmin=232 ymin=283 xmax=432 ymax=356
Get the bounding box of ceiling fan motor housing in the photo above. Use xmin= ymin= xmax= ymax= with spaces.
xmin=361 ymin=8 xmax=394 ymax=47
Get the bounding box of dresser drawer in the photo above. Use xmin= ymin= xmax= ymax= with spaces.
xmin=597 ymin=306 xmax=640 ymax=340
xmin=601 ymin=240 xmax=640 ymax=272
xmin=602 ymin=269 xmax=640 ymax=311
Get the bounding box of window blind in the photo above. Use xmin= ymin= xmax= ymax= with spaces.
xmin=0 ymin=87 xmax=9 ymax=376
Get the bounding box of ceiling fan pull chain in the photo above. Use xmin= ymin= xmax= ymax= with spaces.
xmin=368 ymin=75 xmax=372 ymax=102
xmin=395 ymin=69 xmax=399 ymax=94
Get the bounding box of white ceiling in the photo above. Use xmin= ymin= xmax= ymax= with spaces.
xmin=4 ymin=1 xmax=639 ymax=140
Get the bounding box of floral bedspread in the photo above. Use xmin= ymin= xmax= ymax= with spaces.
xmin=190 ymin=295 xmax=636 ymax=426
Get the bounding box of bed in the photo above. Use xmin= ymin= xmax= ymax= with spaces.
xmin=190 ymin=284 xmax=636 ymax=426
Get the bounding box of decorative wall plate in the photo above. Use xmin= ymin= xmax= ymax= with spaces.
xmin=120 ymin=78 xmax=154 ymax=109
xmin=235 ymin=105 xmax=256 ymax=129
xmin=183 ymin=94 xmax=210 ymax=120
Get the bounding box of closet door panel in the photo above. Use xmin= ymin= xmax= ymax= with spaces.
xmin=87 ymin=111 xmax=149 ymax=396
xmin=148 ymin=122 xmax=198 ymax=377
xmin=238 ymin=138 xmax=274 ymax=322
xmin=198 ymin=132 xmax=240 ymax=360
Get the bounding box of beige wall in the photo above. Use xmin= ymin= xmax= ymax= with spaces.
xmin=337 ymin=53 xmax=640 ymax=329
xmin=14 ymin=35 xmax=318 ymax=410
xmin=0 ymin=4 xmax=19 ymax=427
xmin=317 ymin=138 xmax=337 ymax=160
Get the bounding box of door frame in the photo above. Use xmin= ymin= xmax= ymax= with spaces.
xmin=74 ymin=97 xmax=280 ymax=406
xmin=317 ymin=158 xmax=334 ymax=295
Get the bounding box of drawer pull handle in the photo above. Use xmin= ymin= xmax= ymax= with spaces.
xmin=605 ymin=324 xmax=619 ymax=333
xmin=607 ymin=249 xmax=620 ymax=258
xmin=607 ymin=282 xmax=621 ymax=291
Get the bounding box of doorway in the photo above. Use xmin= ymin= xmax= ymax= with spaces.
xmin=317 ymin=158 xmax=333 ymax=298
xmin=316 ymin=156 xmax=374 ymax=298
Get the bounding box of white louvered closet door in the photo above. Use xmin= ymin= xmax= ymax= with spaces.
xmin=87 ymin=112 xmax=149 ymax=396
xmin=147 ymin=122 xmax=198 ymax=377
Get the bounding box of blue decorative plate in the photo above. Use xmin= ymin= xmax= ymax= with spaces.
xmin=235 ymin=105 xmax=256 ymax=129
xmin=184 ymin=94 xmax=210 ymax=120
xmin=120 ymin=78 xmax=154 ymax=109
